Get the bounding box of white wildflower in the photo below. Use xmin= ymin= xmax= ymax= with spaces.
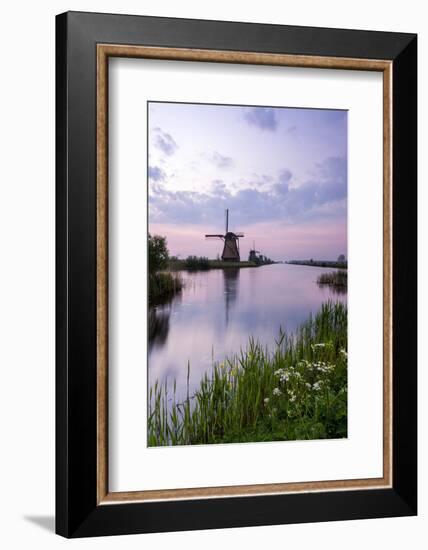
xmin=273 ymin=387 xmax=282 ymax=396
xmin=312 ymin=343 xmax=326 ymax=350
xmin=264 ymin=397 xmax=270 ymax=404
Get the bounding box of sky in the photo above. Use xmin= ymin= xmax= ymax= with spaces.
xmin=148 ymin=102 xmax=347 ymax=261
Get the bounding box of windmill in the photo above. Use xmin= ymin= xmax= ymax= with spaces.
xmin=205 ymin=209 xmax=244 ymax=261
xmin=248 ymin=240 xmax=260 ymax=263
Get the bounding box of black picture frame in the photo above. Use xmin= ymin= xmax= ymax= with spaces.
xmin=56 ymin=11 xmax=417 ymax=538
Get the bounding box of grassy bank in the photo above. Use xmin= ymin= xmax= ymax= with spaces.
xmin=317 ymin=270 xmax=347 ymax=288
xmin=183 ymin=255 xmax=210 ymax=270
xmin=287 ymin=260 xmax=347 ymax=269
xmin=148 ymin=301 xmax=347 ymax=446
xmin=170 ymin=258 xmax=258 ymax=270
xmin=149 ymin=272 xmax=183 ymax=305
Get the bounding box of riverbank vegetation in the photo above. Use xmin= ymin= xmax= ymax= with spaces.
xmin=148 ymin=301 xmax=347 ymax=446
xmin=148 ymin=234 xmax=183 ymax=305
xmin=170 ymin=258 xmax=258 ymax=270
xmin=149 ymin=271 xmax=184 ymax=305
xmin=184 ymin=255 xmax=210 ymax=270
xmin=317 ymin=270 xmax=347 ymax=289
xmin=287 ymin=259 xmax=347 ymax=269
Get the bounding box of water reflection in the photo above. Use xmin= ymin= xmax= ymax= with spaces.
xmin=148 ymin=306 xmax=171 ymax=350
xmin=317 ymin=282 xmax=347 ymax=295
xmin=223 ymin=268 xmax=239 ymax=326
xmin=148 ymin=264 xmax=347 ymax=401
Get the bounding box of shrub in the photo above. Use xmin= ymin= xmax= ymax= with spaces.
xmin=184 ymin=255 xmax=210 ymax=270
xmin=149 ymin=271 xmax=183 ymax=305
xmin=317 ymin=270 xmax=347 ymax=287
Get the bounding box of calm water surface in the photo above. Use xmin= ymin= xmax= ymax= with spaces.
xmin=148 ymin=263 xmax=346 ymax=399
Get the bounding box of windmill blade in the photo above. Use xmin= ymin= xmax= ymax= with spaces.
xmin=234 ymin=233 xmax=244 ymax=237
xmin=205 ymin=234 xmax=224 ymax=238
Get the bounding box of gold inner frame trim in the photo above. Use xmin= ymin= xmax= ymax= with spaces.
xmin=96 ymin=44 xmax=393 ymax=504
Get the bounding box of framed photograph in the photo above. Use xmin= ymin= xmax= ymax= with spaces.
xmin=56 ymin=11 xmax=417 ymax=537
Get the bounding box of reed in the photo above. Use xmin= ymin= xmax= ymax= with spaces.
xmin=184 ymin=255 xmax=210 ymax=270
xmin=317 ymin=270 xmax=347 ymax=288
xmin=148 ymin=271 xmax=184 ymax=305
xmin=148 ymin=301 xmax=347 ymax=446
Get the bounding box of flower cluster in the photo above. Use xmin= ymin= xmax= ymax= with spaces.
xmin=311 ymin=341 xmax=336 ymax=353
xmin=312 ymin=343 xmax=326 ymax=350
xmin=298 ymin=359 xmax=334 ymax=373
xmin=263 ymin=344 xmax=346 ymax=414
xmin=274 ymin=368 xmax=289 ymax=382
xmin=313 ymin=361 xmax=334 ymax=373
xmin=275 ymin=366 xmax=302 ymax=380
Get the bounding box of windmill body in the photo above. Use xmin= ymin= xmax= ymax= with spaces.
xmin=205 ymin=209 xmax=244 ymax=262
xmin=248 ymin=249 xmax=260 ymax=263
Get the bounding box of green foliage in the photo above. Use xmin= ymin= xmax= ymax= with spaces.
xmin=148 ymin=301 xmax=348 ymax=446
xmin=149 ymin=272 xmax=183 ymax=306
xmin=288 ymin=260 xmax=347 ymax=269
xmin=317 ymin=270 xmax=347 ymax=288
xmin=148 ymin=234 xmax=169 ymax=273
xmin=148 ymin=234 xmax=183 ymax=304
xmin=184 ymin=255 xmax=210 ymax=270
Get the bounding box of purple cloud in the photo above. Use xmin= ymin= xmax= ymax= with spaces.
xmin=210 ymin=151 xmax=234 ymax=169
xmin=211 ymin=179 xmax=229 ymax=196
xmin=244 ymin=107 xmax=278 ymax=131
xmin=149 ymin=156 xmax=347 ymax=227
xmin=148 ymin=165 xmax=166 ymax=182
xmin=315 ymin=156 xmax=346 ymax=182
xmin=272 ymin=170 xmax=292 ymax=196
xmin=153 ymin=127 xmax=178 ymax=156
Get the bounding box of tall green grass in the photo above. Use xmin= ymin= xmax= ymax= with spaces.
xmin=317 ymin=270 xmax=347 ymax=288
xmin=148 ymin=301 xmax=347 ymax=446
xmin=149 ymin=272 xmax=183 ymax=305
xmin=184 ymin=255 xmax=210 ymax=270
